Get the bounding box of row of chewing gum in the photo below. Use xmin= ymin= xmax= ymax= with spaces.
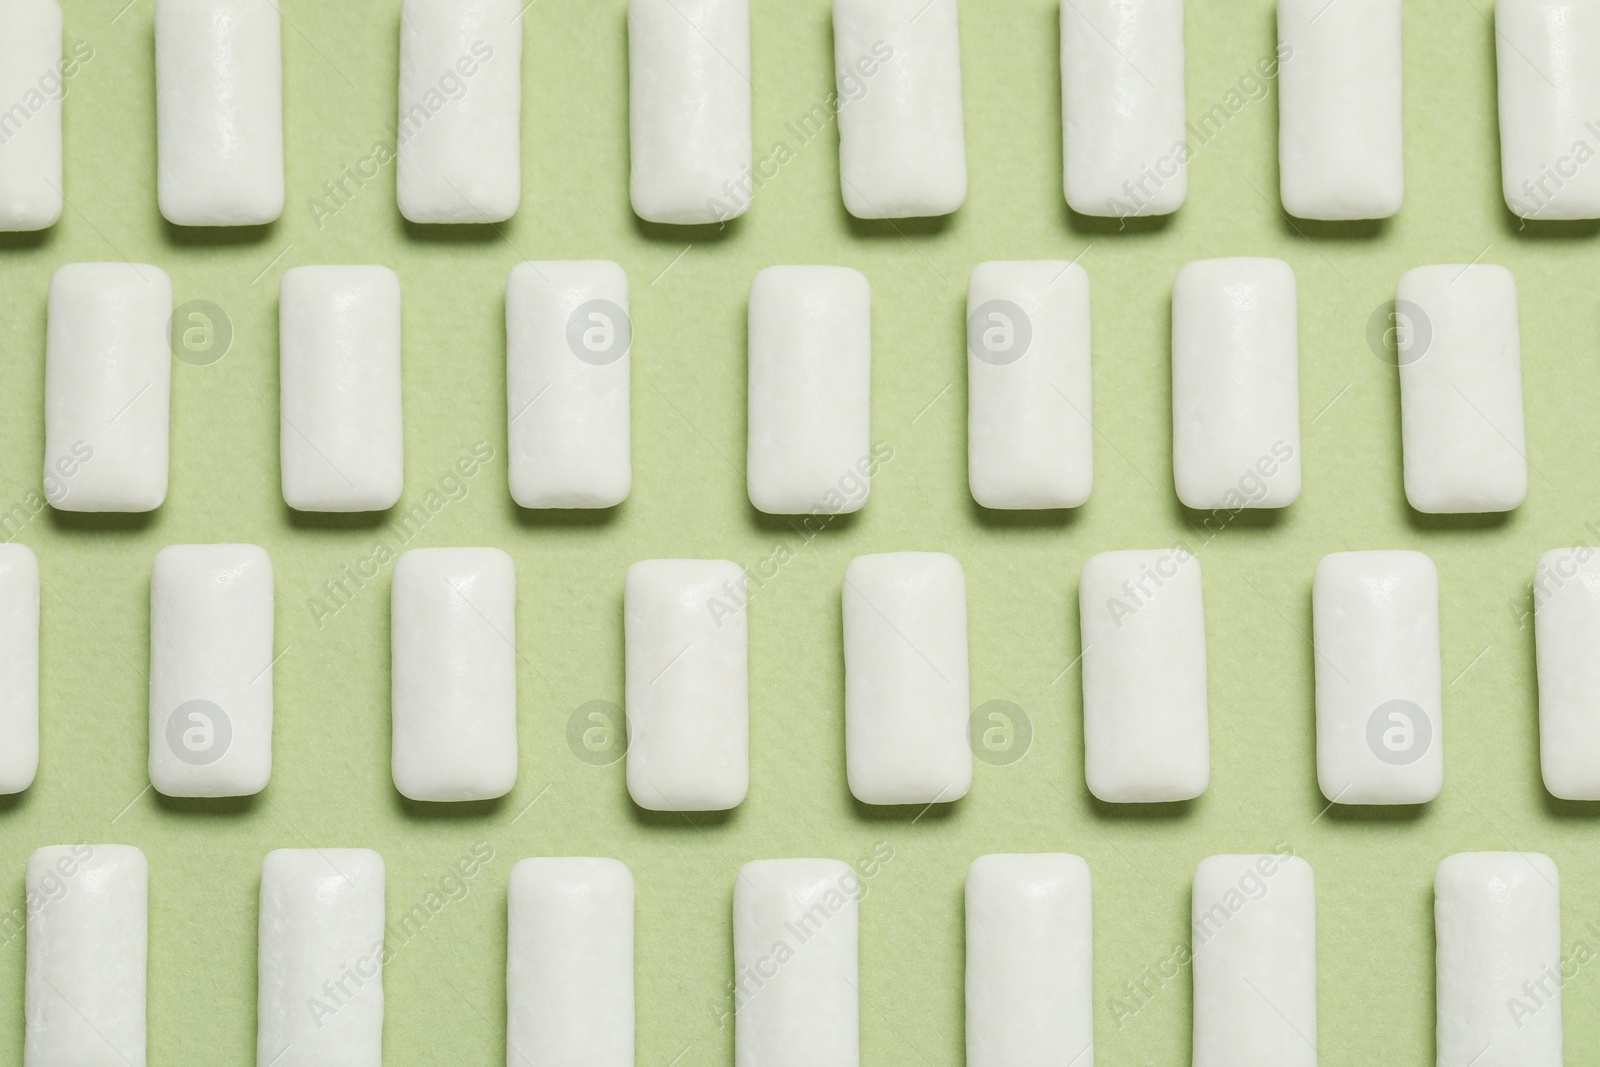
xmin=16 ymin=544 xmax=1600 ymax=809
xmin=23 ymin=2 xmax=1600 ymax=226
xmin=32 ymin=255 xmax=1527 ymax=517
xmin=19 ymin=536 xmax=1600 ymax=810
xmin=25 ymin=846 xmax=1557 ymax=1067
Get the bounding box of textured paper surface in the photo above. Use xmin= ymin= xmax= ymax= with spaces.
xmin=0 ymin=2 xmax=1590 ymax=1064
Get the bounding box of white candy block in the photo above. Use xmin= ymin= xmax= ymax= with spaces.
xmin=734 ymin=859 xmax=859 ymax=1067
xmin=154 ymin=0 xmax=283 ymax=226
xmin=506 ymin=260 xmax=631 ymax=509
xmin=1171 ymin=258 xmax=1301 ymax=510
xmin=1277 ymin=0 xmax=1403 ymax=220
xmin=1061 ymin=0 xmax=1186 ymax=217
xmin=507 ymin=858 xmax=634 ymax=1067
xmin=0 ymin=544 xmax=38 ymax=794
xmin=1192 ymin=853 xmax=1317 ymax=1067
xmin=629 ymin=0 xmax=752 ymax=224
xmin=624 ymin=559 xmax=748 ymax=811
xmin=0 ymin=0 xmax=63 ymax=231
xmin=1079 ymin=549 xmax=1208 ymax=803
xmin=747 ymin=266 xmax=872 ymax=515
xmin=279 ymin=266 xmax=404 ymax=513
xmin=966 ymin=260 xmax=1093 ymax=510
xmin=1312 ymin=551 xmax=1442 ymax=805
xmin=1534 ymin=547 xmax=1600 ymax=799
xmin=391 ymin=547 xmax=517 ymax=802
xmin=149 ymin=544 xmax=273 ymax=798
xmin=44 ymin=263 xmax=171 ymax=513
xmin=396 ymin=0 xmax=522 ymax=224
xmin=1496 ymin=0 xmax=1600 ymax=220
xmin=258 ymin=848 xmax=385 ymax=1067
xmin=833 ymin=0 xmax=966 ymax=218
xmin=1436 ymin=852 xmax=1562 ymax=1067
xmin=25 ymin=844 xmax=147 ymax=1067
xmin=1398 ymin=265 xmax=1527 ymax=514
xmin=843 ymin=552 xmax=971 ymax=806
xmin=965 ymin=854 xmax=1093 ymax=1067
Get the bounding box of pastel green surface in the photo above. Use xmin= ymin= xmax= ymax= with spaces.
xmin=0 ymin=0 xmax=1592 ymax=1064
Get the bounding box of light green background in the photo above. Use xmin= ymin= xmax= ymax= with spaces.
xmin=0 ymin=0 xmax=1592 ymax=1063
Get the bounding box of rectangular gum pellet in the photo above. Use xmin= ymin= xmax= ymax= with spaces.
xmin=507 ymin=858 xmax=634 ymax=1067
xmin=391 ymin=547 xmax=517 ymax=802
xmin=832 ymin=0 xmax=966 ymax=218
xmin=1277 ymin=0 xmax=1403 ymax=220
xmin=1079 ymin=548 xmax=1208 ymax=803
xmin=1436 ymin=852 xmax=1562 ymax=1067
xmin=1171 ymin=257 xmax=1301 ymax=510
xmin=843 ymin=552 xmax=971 ymax=806
xmin=1192 ymin=853 xmax=1317 ymax=1067
xmin=396 ymin=0 xmax=522 ymax=224
xmin=0 ymin=0 xmax=63 ymax=231
xmin=1534 ymin=547 xmax=1600 ymax=799
xmin=258 ymin=849 xmax=385 ymax=1067
xmin=1496 ymin=0 xmax=1600 ymax=219
xmin=734 ymin=859 xmax=859 ymax=1067
xmin=0 ymin=545 xmax=38 ymax=794
xmin=149 ymin=544 xmax=273 ymax=798
xmin=44 ymin=263 xmax=172 ymax=513
xmin=279 ymin=265 xmax=404 ymax=512
xmin=1061 ymin=0 xmax=1186 ymax=217
xmin=624 ymin=559 xmax=749 ymax=811
xmin=26 ymin=844 xmax=147 ymax=1067
xmin=965 ymin=854 xmax=1093 ymax=1067
xmin=155 ymin=0 xmax=283 ymax=226
xmin=1398 ymin=264 xmax=1527 ymax=514
xmin=628 ymin=0 xmax=751 ymax=224
xmin=747 ymin=266 xmax=872 ymax=515
xmin=966 ymin=260 xmax=1093 ymax=510
xmin=1313 ymin=550 xmax=1442 ymax=805
xmin=506 ymin=260 xmax=631 ymax=509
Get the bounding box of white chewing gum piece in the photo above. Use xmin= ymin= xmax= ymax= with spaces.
xmin=396 ymin=0 xmax=522 ymax=224
xmin=44 ymin=262 xmax=171 ymax=513
xmin=257 ymin=849 xmax=386 ymax=1067
xmin=1312 ymin=550 xmax=1442 ymax=805
xmin=832 ymin=0 xmax=966 ymax=218
xmin=1496 ymin=0 xmax=1600 ymax=220
xmin=507 ymin=857 xmax=634 ymax=1067
xmin=747 ymin=266 xmax=872 ymax=515
xmin=0 ymin=544 xmax=39 ymax=794
xmin=149 ymin=544 xmax=274 ymax=798
xmin=391 ymin=547 xmax=517 ymax=802
xmin=624 ymin=559 xmax=749 ymax=812
xmin=279 ymin=265 xmax=404 ymax=513
xmin=1192 ymin=853 xmax=1317 ymax=1067
xmin=1079 ymin=548 xmax=1208 ymax=803
xmin=1534 ymin=547 xmax=1600 ymax=799
xmin=734 ymin=858 xmax=860 ymax=1067
xmin=1171 ymin=257 xmax=1302 ymax=510
xmin=964 ymin=854 xmax=1093 ymax=1067
xmin=1277 ymin=0 xmax=1403 ymax=220
xmin=1397 ymin=264 xmax=1527 ymax=514
xmin=1061 ymin=0 xmax=1186 ymax=217
xmin=155 ymin=0 xmax=283 ymax=226
xmin=843 ymin=552 xmax=971 ymax=806
xmin=628 ymin=0 xmax=752 ymax=224
xmin=506 ymin=260 xmax=631 ymax=509
xmin=25 ymin=845 xmax=147 ymax=1067
xmin=0 ymin=0 xmax=63 ymax=231
xmin=1436 ymin=852 xmax=1562 ymax=1067
xmin=966 ymin=260 xmax=1093 ymax=510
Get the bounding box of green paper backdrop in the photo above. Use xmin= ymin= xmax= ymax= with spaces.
xmin=0 ymin=0 xmax=1593 ymax=1064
